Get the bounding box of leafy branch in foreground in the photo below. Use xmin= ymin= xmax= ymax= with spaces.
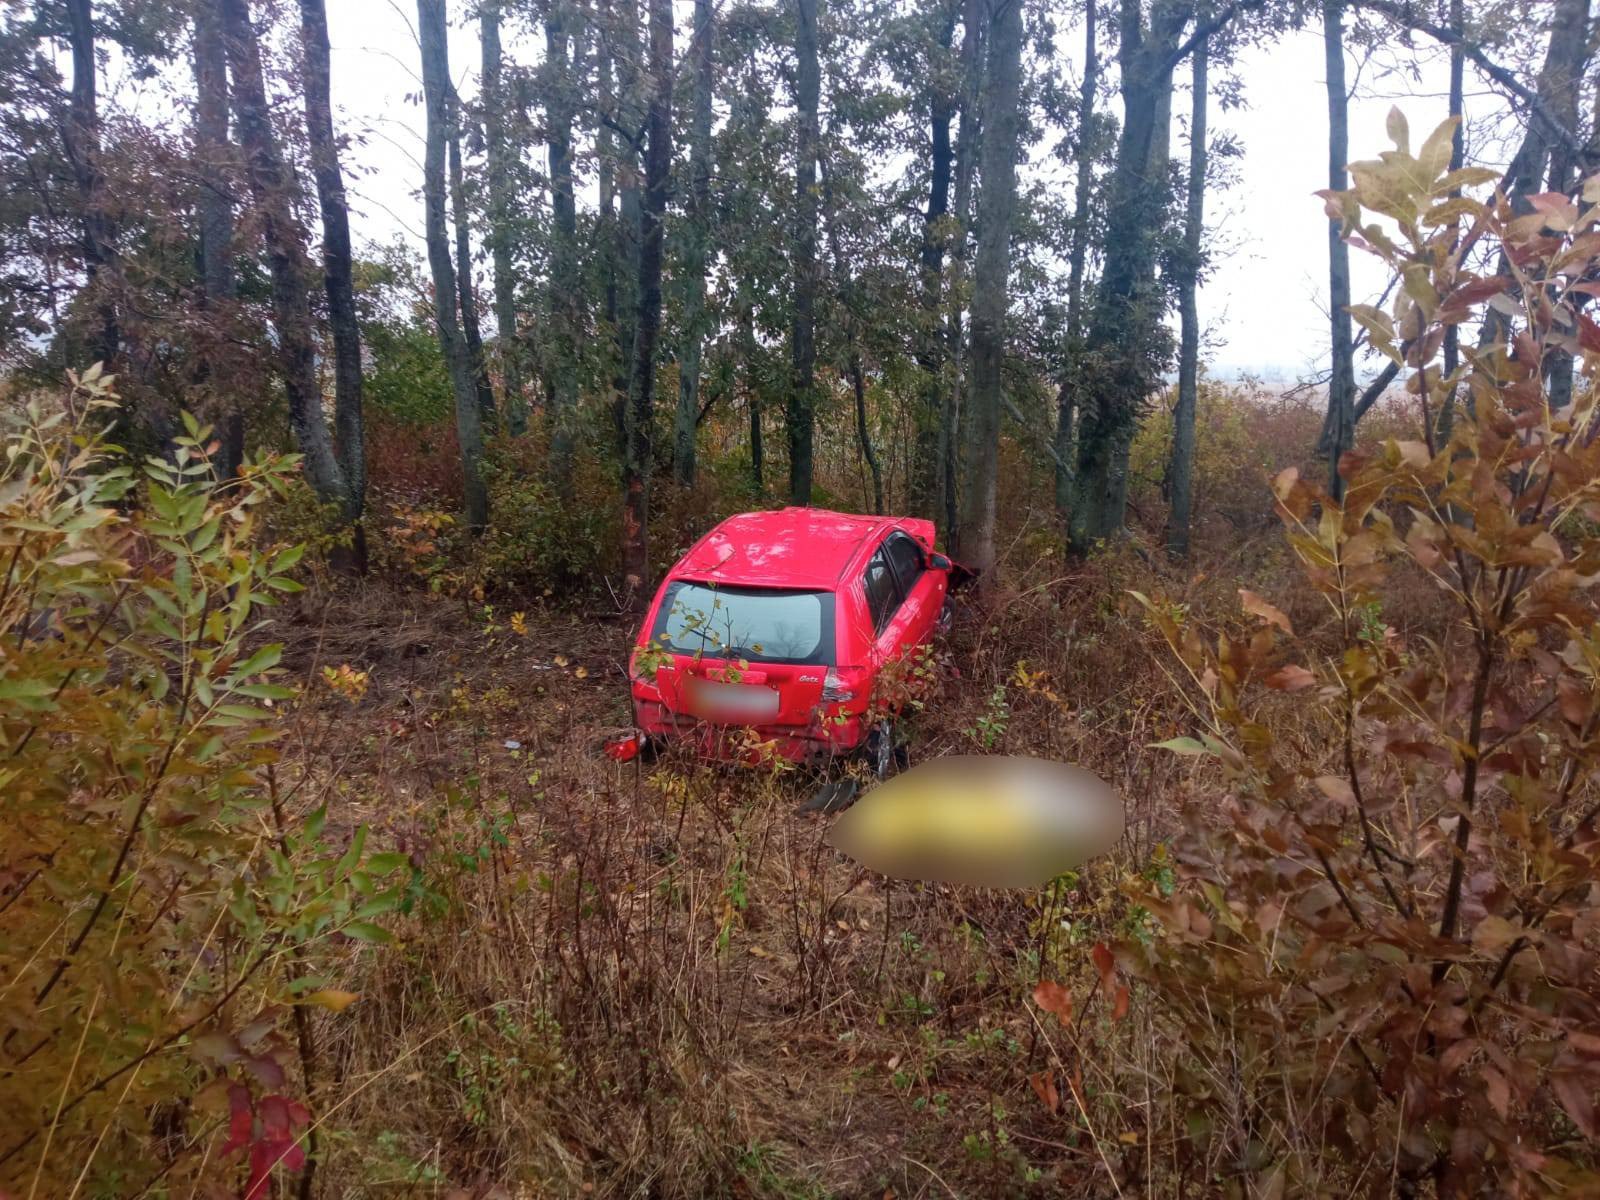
xmin=1126 ymin=115 xmax=1600 ymax=1194
xmin=0 ymin=373 xmax=405 ymax=1198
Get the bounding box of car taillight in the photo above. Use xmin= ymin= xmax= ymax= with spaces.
xmin=822 ymin=669 xmax=854 ymax=702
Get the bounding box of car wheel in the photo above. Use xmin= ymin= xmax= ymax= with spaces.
xmin=868 ymin=719 xmax=906 ymax=780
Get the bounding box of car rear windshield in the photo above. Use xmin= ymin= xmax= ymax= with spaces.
xmin=650 ymin=582 xmax=836 ymax=665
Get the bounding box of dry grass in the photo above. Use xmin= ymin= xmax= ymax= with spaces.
xmin=258 ymin=509 xmax=1307 ymax=1198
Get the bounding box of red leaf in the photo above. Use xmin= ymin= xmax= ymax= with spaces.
xmin=221 ymin=1084 xmax=253 ymax=1157
xmin=1092 ymin=942 xmax=1116 ymax=988
xmin=1483 ymin=1066 xmax=1510 ymax=1119
xmin=1552 ymin=1071 xmax=1596 ymax=1139
xmin=1111 ymin=983 xmax=1130 ymax=1021
xmin=1265 ymin=664 xmax=1316 ymax=691
xmin=1028 ymin=1069 xmax=1061 ymax=1115
xmin=1579 ymin=315 xmax=1600 ymax=356
xmin=1032 ymin=980 xmax=1073 ymax=1022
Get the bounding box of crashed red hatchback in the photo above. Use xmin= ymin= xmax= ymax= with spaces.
xmin=624 ymin=507 xmax=964 ymax=767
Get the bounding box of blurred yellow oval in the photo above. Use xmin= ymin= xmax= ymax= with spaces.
xmin=826 ymin=756 xmax=1123 ymax=888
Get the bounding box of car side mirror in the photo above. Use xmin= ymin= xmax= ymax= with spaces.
xmin=929 ymin=552 xmax=951 ymax=571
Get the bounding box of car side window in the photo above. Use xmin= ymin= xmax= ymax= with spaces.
xmin=863 ymin=549 xmax=902 ymax=635
xmin=883 ymin=533 xmax=925 ymax=595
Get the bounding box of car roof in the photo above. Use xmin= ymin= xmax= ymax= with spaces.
xmin=672 ymin=507 xmax=901 ymax=590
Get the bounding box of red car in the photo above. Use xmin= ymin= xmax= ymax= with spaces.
xmin=625 ymin=507 xmax=963 ymax=771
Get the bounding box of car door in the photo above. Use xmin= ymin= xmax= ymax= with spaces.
xmin=879 ymin=530 xmax=946 ymax=654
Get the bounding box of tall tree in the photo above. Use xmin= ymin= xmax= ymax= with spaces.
xmin=621 ymin=0 xmax=672 ymax=599
xmin=1069 ymin=0 xmax=1225 ymax=551
xmin=911 ymin=4 xmax=958 ymax=518
xmin=788 ymin=0 xmax=821 ymax=505
xmin=672 ymin=0 xmax=714 ymax=486
xmin=1321 ymin=0 xmax=1355 ymax=500
xmin=481 ymin=0 xmax=527 ymax=433
xmin=448 ymin=101 xmax=497 ymax=430
xmin=546 ymin=1 xmax=580 ymax=490
xmin=297 ymin=0 xmax=366 ymax=543
xmin=222 ymin=0 xmax=349 ymax=513
xmin=1164 ymin=35 xmax=1206 ymax=558
xmin=63 ymin=0 xmax=118 ymax=369
xmin=1054 ymin=0 xmax=1097 ymax=519
xmin=418 ymin=0 xmax=488 ymax=530
xmin=608 ymin=0 xmax=645 ymax=455
xmin=954 ymin=0 xmax=1023 ymax=579
xmin=941 ymin=0 xmax=984 ymax=536
xmin=192 ymin=0 xmax=241 ymax=476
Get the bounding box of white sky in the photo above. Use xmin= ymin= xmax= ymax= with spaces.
xmin=322 ymin=3 xmax=1504 ymax=385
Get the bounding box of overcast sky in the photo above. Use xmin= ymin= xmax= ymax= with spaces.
xmin=321 ymin=4 xmax=1493 ymax=387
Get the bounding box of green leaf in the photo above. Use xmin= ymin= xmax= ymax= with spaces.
xmin=365 ymin=852 xmax=412 ymax=876
xmin=342 ymin=920 xmax=394 ymax=945
xmin=1149 ymin=737 xmax=1212 ymax=756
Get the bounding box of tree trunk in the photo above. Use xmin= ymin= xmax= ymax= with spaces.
xmin=1539 ymin=0 xmax=1590 ymax=412
xmin=418 ymin=0 xmax=488 ymax=531
xmin=673 ymin=0 xmax=714 ymax=487
xmin=912 ymin=6 xmax=958 ymax=519
xmin=222 ymin=0 xmax=348 ymax=510
xmin=850 ymin=353 xmax=885 ymax=515
xmin=788 ymin=0 xmax=821 ymax=506
xmin=449 ymin=106 xmax=497 ymax=432
xmin=193 ymin=0 xmax=243 ymax=478
xmin=941 ymin=0 xmax=984 ymax=540
xmin=298 ymin=0 xmax=366 ymax=543
xmin=1069 ymin=0 xmax=1182 ymax=552
xmin=1322 ymin=0 xmax=1355 ymax=500
xmin=1164 ymin=36 xmax=1206 ymax=559
xmin=608 ymin=2 xmax=645 ymax=458
xmin=482 ymin=1 xmax=527 ymax=434
xmin=64 ymin=0 xmax=119 ymax=369
xmin=546 ymin=3 xmax=581 ymax=490
xmin=621 ymin=0 xmax=672 ymax=603
xmin=954 ymin=0 xmax=1023 ymax=582
xmin=1055 ymin=0 xmax=1097 ymax=519
xmin=1435 ymin=0 xmax=1464 ymax=445
xmin=744 ymin=304 xmax=763 ymax=493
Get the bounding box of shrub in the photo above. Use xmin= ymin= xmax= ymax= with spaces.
xmin=1122 ymin=117 xmax=1600 ymax=1193
xmin=0 ymin=373 xmax=401 ymax=1197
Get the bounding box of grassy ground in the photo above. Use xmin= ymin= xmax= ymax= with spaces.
xmin=269 ymin=533 xmax=1245 ymax=1198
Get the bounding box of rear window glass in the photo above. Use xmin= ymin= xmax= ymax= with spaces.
xmin=650 ymin=582 xmax=836 ymax=665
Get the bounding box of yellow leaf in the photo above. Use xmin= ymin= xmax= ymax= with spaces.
xmin=575 ymin=666 xmax=589 ymax=679
xmin=303 ymin=989 xmax=361 ymax=1013
xmin=1118 ymin=1131 xmax=1139 ymax=1145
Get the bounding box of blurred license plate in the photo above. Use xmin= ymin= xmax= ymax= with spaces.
xmin=684 ymin=677 xmax=780 ymax=724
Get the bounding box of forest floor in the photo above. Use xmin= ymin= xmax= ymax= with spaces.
xmin=269 ymin=544 xmax=1282 ymax=1198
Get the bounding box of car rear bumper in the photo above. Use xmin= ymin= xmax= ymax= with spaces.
xmin=632 ymin=699 xmax=867 ymax=765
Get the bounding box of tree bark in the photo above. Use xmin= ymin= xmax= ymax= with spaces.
xmin=546 ymin=3 xmax=582 ymax=490
xmin=63 ymin=0 xmax=119 ymax=369
xmin=193 ymin=0 xmax=242 ymax=478
xmin=912 ymin=5 xmax=958 ymax=519
xmin=788 ymin=0 xmax=821 ymax=506
xmin=744 ymin=304 xmax=763 ymax=493
xmin=1164 ymin=36 xmax=1206 ymax=559
xmin=298 ymin=0 xmax=366 ymax=539
xmin=1055 ymin=0 xmax=1097 ymax=519
xmin=481 ymin=1 xmax=527 ymax=434
xmin=1322 ymin=0 xmax=1355 ymax=500
xmin=418 ymin=0 xmax=488 ymax=531
xmin=1069 ymin=0 xmax=1184 ymax=552
xmin=851 ymin=353 xmax=885 ymax=514
xmin=448 ymin=103 xmax=497 ymax=432
xmin=621 ymin=0 xmax=672 ymax=603
xmin=954 ymin=0 xmax=1023 ymax=582
xmin=941 ymin=0 xmax=984 ymax=540
xmin=673 ymin=0 xmax=714 ymax=487
xmin=222 ymin=0 xmax=348 ymax=510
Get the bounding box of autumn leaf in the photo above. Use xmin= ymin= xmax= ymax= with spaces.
xmin=1265 ymin=664 xmax=1316 ymax=691
xmin=1029 ymin=1069 xmax=1060 ymax=1115
xmin=1032 ymin=979 xmax=1073 ymax=1022
xmin=1239 ymin=589 xmax=1293 ymax=635
xmin=303 ymin=989 xmax=360 ymax=1013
